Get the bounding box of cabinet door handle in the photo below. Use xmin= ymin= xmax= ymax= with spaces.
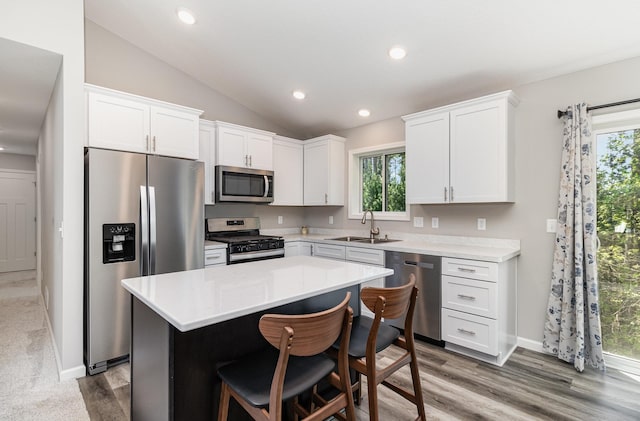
xmin=244 ymin=155 xmax=247 ymax=166
xmin=152 ymin=135 xmax=156 ymax=152
xmin=458 ymin=267 xmax=476 ymax=273
xmin=457 ymin=294 xmax=476 ymax=301
xmin=457 ymin=328 xmax=476 ymax=336
xmin=249 ymin=155 xmax=252 ymax=167
xmin=146 ymin=135 xmax=149 ymax=151
xmin=450 ymin=186 xmax=454 ymax=201
xmin=444 ymin=186 xmax=447 ymax=202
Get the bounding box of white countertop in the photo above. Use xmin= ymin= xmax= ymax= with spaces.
xmin=204 ymin=240 xmax=227 ymax=250
xmin=276 ymin=233 xmax=520 ymax=262
xmin=121 ymin=256 xmax=393 ymax=332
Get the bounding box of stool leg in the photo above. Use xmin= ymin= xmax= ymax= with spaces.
xmin=366 ymin=370 xmax=379 ymax=421
xmin=409 ymin=351 xmax=426 ymax=421
xmin=218 ymin=382 xmax=231 ymax=421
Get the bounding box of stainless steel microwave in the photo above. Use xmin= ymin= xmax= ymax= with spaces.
xmin=215 ymin=165 xmax=274 ymax=203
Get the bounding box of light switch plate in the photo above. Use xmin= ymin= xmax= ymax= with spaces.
xmin=413 ymin=217 xmax=424 ymax=228
xmin=431 ymin=217 xmax=439 ymax=228
xmin=546 ymin=219 xmax=557 ymax=233
xmin=329 ymin=215 xmax=334 ymax=225
xmin=477 ymin=218 xmax=486 ymax=230
xmin=277 ymin=216 xmax=283 ymax=225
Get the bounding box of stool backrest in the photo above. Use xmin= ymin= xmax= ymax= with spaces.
xmin=361 ymin=274 xmax=416 ymax=319
xmin=259 ymin=292 xmax=352 ymax=357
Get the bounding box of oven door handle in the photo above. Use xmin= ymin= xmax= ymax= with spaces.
xmin=229 ymin=249 xmax=284 ymax=263
xmin=263 ymin=175 xmax=270 ymax=198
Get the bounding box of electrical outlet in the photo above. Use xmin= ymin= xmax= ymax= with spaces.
xmin=546 ymin=219 xmax=557 ymax=233
xmin=413 ymin=217 xmax=424 ymax=228
xmin=329 ymin=215 xmax=334 ymax=225
xmin=277 ymin=216 xmax=283 ymax=225
xmin=477 ymin=218 xmax=486 ymax=231
xmin=431 ymin=217 xmax=439 ymax=228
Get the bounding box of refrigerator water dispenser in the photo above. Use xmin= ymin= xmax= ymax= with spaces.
xmin=103 ymin=223 xmax=135 ymax=263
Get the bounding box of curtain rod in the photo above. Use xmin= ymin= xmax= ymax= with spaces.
xmin=557 ymin=97 xmax=640 ymax=119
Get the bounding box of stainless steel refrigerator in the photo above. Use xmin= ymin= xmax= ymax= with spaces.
xmin=84 ymin=148 xmax=204 ymax=375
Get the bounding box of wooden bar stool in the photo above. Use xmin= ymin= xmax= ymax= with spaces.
xmin=333 ymin=274 xmax=426 ymax=421
xmin=217 ymin=292 xmax=356 ymax=421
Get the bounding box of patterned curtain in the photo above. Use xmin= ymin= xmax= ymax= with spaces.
xmin=542 ymin=103 xmax=605 ymax=372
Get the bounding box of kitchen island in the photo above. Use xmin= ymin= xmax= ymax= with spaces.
xmin=121 ymin=255 xmax=393 ymax=421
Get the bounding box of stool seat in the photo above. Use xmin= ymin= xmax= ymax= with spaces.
xmin=218 ymin=348 xmax=335 ymax=408
xmin=333 ymin=316 xmax=400 ymax=358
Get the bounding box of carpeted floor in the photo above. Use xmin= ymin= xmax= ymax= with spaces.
xmin=0 ymin=271 xmax=90 ymax=421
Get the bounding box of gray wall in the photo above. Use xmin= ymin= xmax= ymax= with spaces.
xmin=0 ymin=153 xmax=36 ymax=171
xmin=84 ymin=20 xmax=640 ymax=345
xmin=85 ymin=19 xmax=296 ymax=138
xmin=328 ymin=55 xmax=640 ymax=344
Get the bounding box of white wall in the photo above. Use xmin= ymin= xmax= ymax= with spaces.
xmin=0 ymin=153 xmax=36 ymax=171
xmin=330 ymin=55 xmax=640 ymax=344
xmin=1 ymin=0 xmax=86 ymax=379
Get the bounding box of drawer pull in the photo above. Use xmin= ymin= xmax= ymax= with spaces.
xmin=206 ymin=254 xmax=222 ymax=260
xmin=457 ymin=328 xmax=476 ymax=336
xmin=457 ymin=294 xmax=476 ymax=301
xmin=458 ymin=267 xmax=476 ymax=273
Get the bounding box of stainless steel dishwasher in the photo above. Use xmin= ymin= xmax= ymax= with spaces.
xmin=385 ymin=251 xmax=442 ymax=342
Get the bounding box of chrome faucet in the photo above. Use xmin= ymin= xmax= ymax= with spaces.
xmin=361 ymin=210 xmax=380 ymax=240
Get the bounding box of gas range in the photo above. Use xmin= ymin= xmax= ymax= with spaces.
xmin=205 ymin=217 xmax=285 ymax=264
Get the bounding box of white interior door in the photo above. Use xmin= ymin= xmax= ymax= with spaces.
xmin=0 ymin=171 xmax=36 ymax=272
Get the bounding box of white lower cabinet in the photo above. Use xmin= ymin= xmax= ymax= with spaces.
xmin=284 ymin=241 xmax=312 ymax=257
xmin=204 ymin=247 xmax=227 ymax=267
xmin=441 ymin=257 xmax=517 ymax=366
xmin=311 ymin=244 xmax=384 ymax=318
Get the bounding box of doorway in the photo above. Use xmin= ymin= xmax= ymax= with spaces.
xmin=594 ymin=110 xmax=640 ymax=373
xmin=0 ymin=170 xmax=36 ymax=272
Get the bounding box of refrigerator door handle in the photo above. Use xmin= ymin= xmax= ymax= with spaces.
xmin=149 ymin=186 xmax=157 ymax=275
xmin=263 ymin=175 xmax=270 ymax=198
xmin=140 ymin=186 xmax=149 ymax=275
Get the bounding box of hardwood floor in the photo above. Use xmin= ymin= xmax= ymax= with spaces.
xmin=78 ymin=341 xmax=640 ymax=420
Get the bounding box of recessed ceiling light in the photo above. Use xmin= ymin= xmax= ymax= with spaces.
xmin=0 ymin=147 xmax=5 ymax=151
xmin=176 ymin=7 xmax=196 ymax=25
xmin=292 ymin=90 xmax=306 ymax=100
xmin=389 ymin=46 xmax=407 ymax=60
xmin=358 ymin=109 xmax=371 ymax=117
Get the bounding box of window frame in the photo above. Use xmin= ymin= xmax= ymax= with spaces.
xmin=348 ymin=142 xmax=409 ymax=221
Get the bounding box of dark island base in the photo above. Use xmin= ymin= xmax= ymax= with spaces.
xmin=131 ymin=286 xmax=360 ymax=421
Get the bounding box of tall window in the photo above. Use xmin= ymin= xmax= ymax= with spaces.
xmin=348 ymin=143 xmax=408 ymax=221
xmin=594 ymin=110 xmax=640 ymax=372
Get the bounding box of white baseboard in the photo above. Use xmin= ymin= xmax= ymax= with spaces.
xmin=517 ymin=337 xmax=547 ymax=353
xmin=59 ymin=365 xmax=87 ymax=382
xmin=40 ymin=294 xmax=87 ymax=381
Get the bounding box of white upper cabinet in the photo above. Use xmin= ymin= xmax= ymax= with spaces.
xmin=271 ymin=136 xmax=304 ymax=206
xmin=403 ymin=91 xmax=518 ymax=204
xmin=405 ymin=112 xmax=450 ymax=204
xmin=215 ymin=121 xmax=274 ymax=170
xmin=303 ymin=135 xmax=345 ymax=206
xmin=86 ymin=84 xmax=202 ymax=159
xmin=199 ymin=119 xmax=216 ymax=205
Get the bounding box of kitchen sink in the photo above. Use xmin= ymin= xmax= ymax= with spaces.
xmin=328 ymin=236 xmax=401 ymax=244
xmin=353 ymin=238 xmax=401 ymax=244
xmin=327 ymin=236 xmax=370 ymax=242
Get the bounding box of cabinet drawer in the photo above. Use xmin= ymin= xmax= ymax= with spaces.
xmin=312 ymin=243 xmax=346 ymax=260
xmin=442 ymin=257 xmax=498 ymax=282
xmin=345 ymin=246 xmax=384 ymax=265
xmin=442 ymin=308 xmax=498 ymax=355
xmin=204 ymin=249 xmax=227 ymax=266
xmin=442 ymin=275 xmax=497 ymax=318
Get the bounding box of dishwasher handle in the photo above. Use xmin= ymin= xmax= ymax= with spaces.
xmin=404 ymin=260 xmax=434 ymax=270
